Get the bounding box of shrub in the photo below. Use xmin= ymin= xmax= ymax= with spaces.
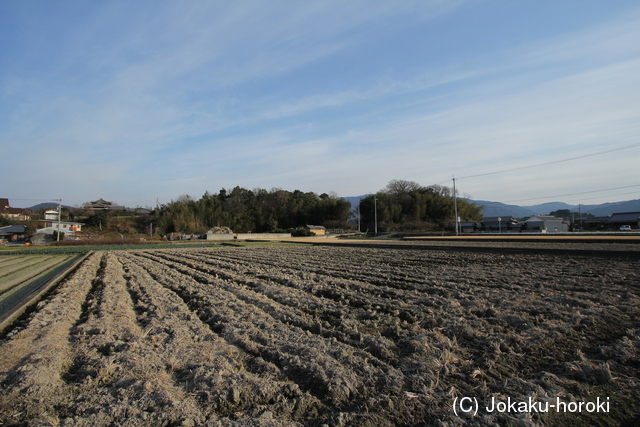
xmin=290 ymin=228 xmax=315 ymax=237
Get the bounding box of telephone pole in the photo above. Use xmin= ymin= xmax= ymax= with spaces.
xmin=374 ymin=195 xmax=378 ymax=237
xmin=453 ymin=176 xmax=459 ymax=236
xmin=56 ymin=199 xmax=62 ymax=241
xmin=579 ymin=204 xmax=583 ymax=231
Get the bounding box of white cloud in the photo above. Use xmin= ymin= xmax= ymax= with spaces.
xmin=2 ymin=2 xmax=639 ymax=207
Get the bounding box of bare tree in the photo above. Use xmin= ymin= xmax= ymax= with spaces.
xmin=426 ymin=184 xmax=452 ymax=197
xmin=385 ymin=179 xmax=422 ymax=195
xmin=175 ymin=194 xmax=193 ymax=204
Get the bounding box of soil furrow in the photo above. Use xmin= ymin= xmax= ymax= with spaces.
xmin=130 ymin=251 xmax=405 ymax=412
xmin=117 ymin=252 xmax=322 ymax=425
xmin=140 ymin=251 xmax=411 ymax=388
xmin=1 ymin=245 xmax=638 ymax=426
xmin=145 ymin=250 xmax=474 ymax=359
xmin=58 ymin=252 xmax=209 ymax=426
xmin=140 ymin=251 xmax=407 ymax=364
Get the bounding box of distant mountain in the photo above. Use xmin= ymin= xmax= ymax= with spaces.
xmin=467 ymin=200 xmax=536 ymax=218
xmin=470 ymin=199 xmax=640 ymax=218
xmin=581 ymin=199 xmax=640 ymax=216
xmin=342 ymin=195 xmax=640 ymax=219
xmin=26 ymin=202 xmax=72 ymax=211
xmin=522 ymin=202 xmax=578 ymax=215
xmin=343 ymin=195 xmax=371 ymax=212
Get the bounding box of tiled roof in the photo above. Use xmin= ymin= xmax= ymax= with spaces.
xmin=608 ymin=212 xmax=640 ymax=222
xmin=0 ymin=225 xmax=27 ymax=235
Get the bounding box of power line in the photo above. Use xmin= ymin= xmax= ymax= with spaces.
xmin=457 ymin=142 xmax=640 ymax=180
xmin=503 ymin=184 xmax=640 ymax=204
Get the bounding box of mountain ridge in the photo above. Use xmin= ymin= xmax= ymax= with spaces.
xmin=342 ymin=195 xmax=640 ymax=218
xmin=467 ymin=199 xmax=640 ymax=218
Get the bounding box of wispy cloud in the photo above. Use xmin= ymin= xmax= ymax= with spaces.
xmin=1 ymin=1 xmax=639 ymax=207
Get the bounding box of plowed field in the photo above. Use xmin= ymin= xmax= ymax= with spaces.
xmin=1 ymin=245 xmax=638 ymax=426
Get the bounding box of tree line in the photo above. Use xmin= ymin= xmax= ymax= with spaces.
xmin=155 ymin=187 xmax=352 ymax=235
xmin=358 ymin=180 xmax=482 ymax=232
xmin=153 ymin=180 xmax=482 ymax=236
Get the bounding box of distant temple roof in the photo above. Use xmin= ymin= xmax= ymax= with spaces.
xmin=89 ymin=198 xmax=125 ymax=210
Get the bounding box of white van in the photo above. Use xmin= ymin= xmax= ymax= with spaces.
xmin=620 ymin=225 xmax=632 ymax=231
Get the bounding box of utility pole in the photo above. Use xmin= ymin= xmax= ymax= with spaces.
xmin=579 ymin=204 xmax=583 ymax=231
xmin=453 ymin=176 xmax=459 ymax=236
xmin=374 ymin=195 xmax=378 ymax=237
xmin=56 ymin=199 xmax=62 ymax=242
xmin=357 ymin=199 xmax=361 ymax=233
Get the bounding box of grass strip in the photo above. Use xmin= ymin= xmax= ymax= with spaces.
xmin=0 ymin=256 xmax=71 ymax=295
xmin=0 ymin=254 xmax=81 ymax=320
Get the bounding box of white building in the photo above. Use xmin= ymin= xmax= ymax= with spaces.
xmin=524 ymin=215 xmax=569 ymax=233
xmin=44 ymin=210 xmax=59 ymax=220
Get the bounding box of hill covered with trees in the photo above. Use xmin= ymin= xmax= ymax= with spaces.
xmin=155 ymin=187 xmax=352 ymax=235
xmin=126 ymin=181 xmax=483 ymax=236
xmin=358 ymin=180 xmax=482 ymax=233
xmin=154 ymin=180 xmax=481 ymax=236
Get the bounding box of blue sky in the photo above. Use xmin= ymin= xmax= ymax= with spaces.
xmin=2 ymin=1 xmax=639 ymax=208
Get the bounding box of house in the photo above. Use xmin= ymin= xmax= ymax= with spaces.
xmin=458 ymin=221 xmax=478 ymax=233
xmin=482 ymin=216 xmax=518 ymax=232
xmin=524 ymin=215 xmax=569 ymax=233
xmin=0 ymin=198 xmax=32 ymax=220
xmin=582 ymin=216 xmax=610 ymax=231
xmin=305 ymin=225 xmax=326 ymax=235
xmin=606 ymin=212 xmax=640 ymax=230
xmin=0 ymin=225 xmax=27 ymax=243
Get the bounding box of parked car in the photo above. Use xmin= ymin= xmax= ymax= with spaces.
xmin=620 ymin=225 xmax=632 ymax=231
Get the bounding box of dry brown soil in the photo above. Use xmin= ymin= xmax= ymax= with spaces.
xmin=0 ymin=244 xmax=639 ymax=426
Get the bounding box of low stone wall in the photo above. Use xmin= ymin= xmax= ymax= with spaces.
xmin=236 ymin=233 xmax=292 ymax=240
xmin=206 ymin=234 xmax=235 ymax=241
